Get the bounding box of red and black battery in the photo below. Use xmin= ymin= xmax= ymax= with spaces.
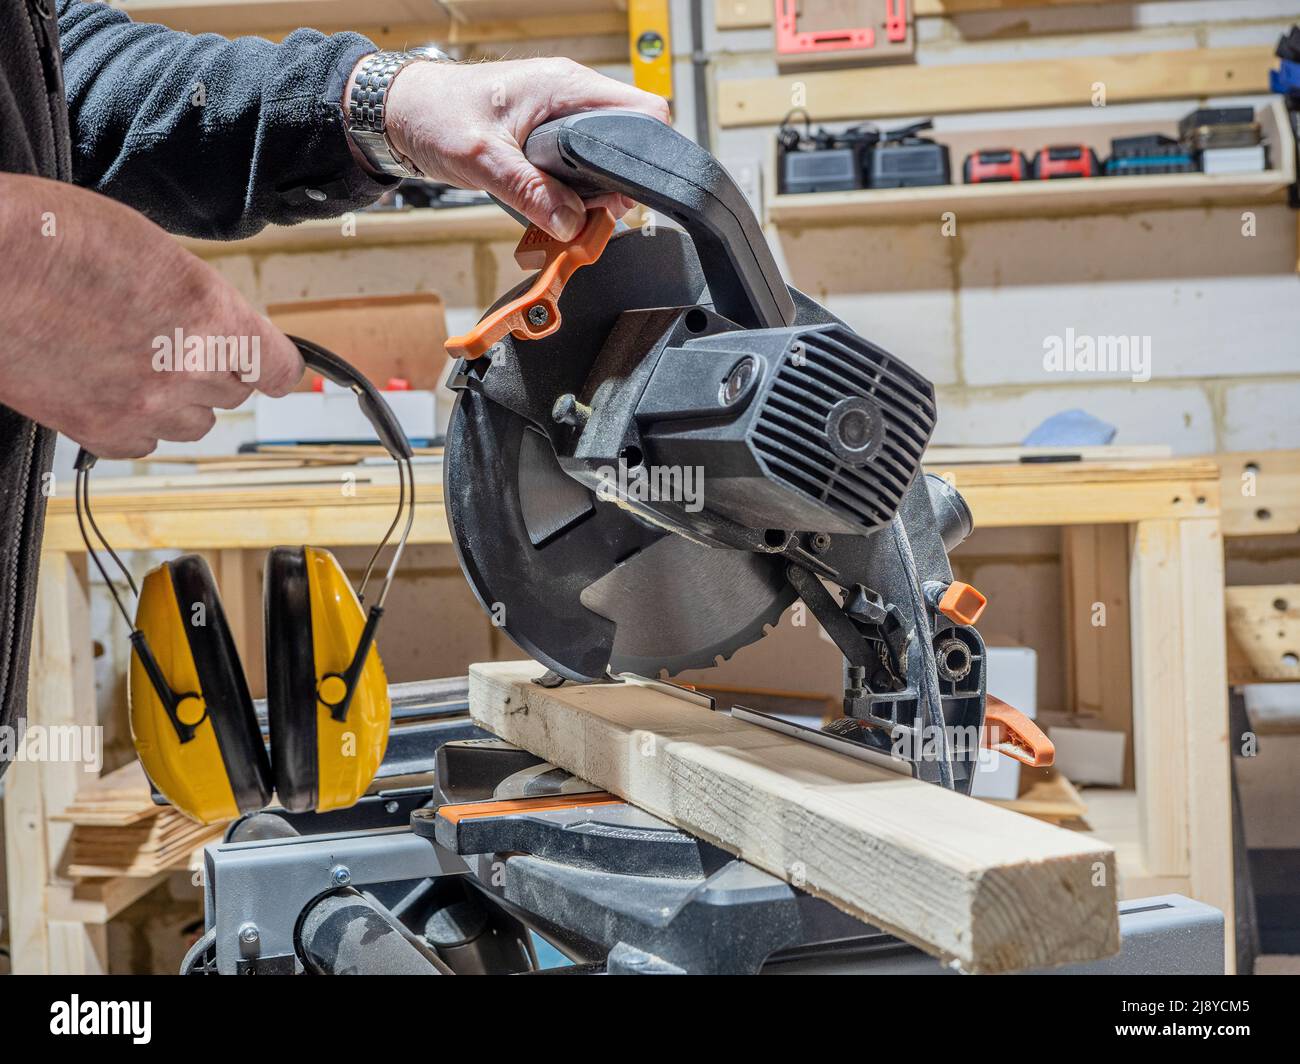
xmin=962 ymin=148 xmax=1031 ymax=183
xmin=1031 ymin=144 xmax=1102 ymax=179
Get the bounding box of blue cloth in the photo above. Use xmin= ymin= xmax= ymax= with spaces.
xmin=1022 ymin=409 xmax=1117 ymax=447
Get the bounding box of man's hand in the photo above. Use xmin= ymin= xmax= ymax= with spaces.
xmin=378 ymin=57 xmax=670 ymax=241
xmin=0 ymin=175 xmax=303 ymax=459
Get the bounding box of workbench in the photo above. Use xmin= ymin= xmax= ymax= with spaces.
xmin=3 ymin=455 xmax=1235 ymax=972
xmin=3 ymin=462 xmax=446 ymax=975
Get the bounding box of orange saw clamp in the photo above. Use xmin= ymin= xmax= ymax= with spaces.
xmin=445 ymin=206 xmax=617 ymax=361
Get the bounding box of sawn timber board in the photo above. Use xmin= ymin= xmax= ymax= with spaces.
xmin=469 ymin=661 xmax=1120 ymax=973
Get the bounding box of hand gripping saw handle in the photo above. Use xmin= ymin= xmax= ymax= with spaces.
xmin=445 ymin=109 xmax=796 ymax=360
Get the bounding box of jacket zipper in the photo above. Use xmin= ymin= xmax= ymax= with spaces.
xmin=26 ymin=0 xmax=63 ymax=98
xmin=5 ymin=2 xmax=58 ymax=721
xmin=0 ymin=424 xmax=38 ymax=726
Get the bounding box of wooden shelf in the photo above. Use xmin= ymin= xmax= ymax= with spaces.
xmin=113 ymin=0 xmax=628 ymax=39
xmin=770 ymin=168 xmax=1293 ymax=227
xmin=768 ymin=98 xmax=1295 ymax=227
xmin=178 ymin=204 xmax=522 ymax=256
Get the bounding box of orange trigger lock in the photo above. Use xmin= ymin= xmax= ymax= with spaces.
xmin=444 ymin=206 xmax=617 ymax=361
xmin=982 ymin=694 xmax=1055 ymax=768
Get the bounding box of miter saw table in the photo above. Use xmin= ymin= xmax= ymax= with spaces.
xmin=190 ymin=679 xmax=1223 ymax=976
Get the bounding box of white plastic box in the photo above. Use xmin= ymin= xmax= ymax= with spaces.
xmin=970 ymin=646 xmax=1037 ymax=800
xmin=254 ymin=384 xmax=437 ymax=445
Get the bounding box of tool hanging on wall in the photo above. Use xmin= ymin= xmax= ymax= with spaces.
xmin=628 ymin=0 xmax=673 ymax=102
xmin=76 ymin=341 xmax=415 ymax=825
xmin=775 ymin=0 xmax=914 ymax=68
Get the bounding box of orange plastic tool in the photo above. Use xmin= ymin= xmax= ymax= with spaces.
xmin=436 ymin=792 xmax=624 ymax=823
xmin=982 ymin=694 xmax=1055 ymax=767
xmin=937 ymin=580 xmax=987 ymax=626
xmin=444 ymin=206 xmax=617 ymax=360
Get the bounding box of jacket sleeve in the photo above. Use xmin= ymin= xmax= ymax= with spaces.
xmin=56 ymin=0 xmax=397 ymax=239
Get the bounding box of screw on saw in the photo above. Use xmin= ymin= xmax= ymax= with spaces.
xmin=552 ymin=393 xmax=591 ymax=429
xmin=526 ymin=303 xmax=551 ymax=329
xmin=720 ymin=357 xmax=757 ymax=406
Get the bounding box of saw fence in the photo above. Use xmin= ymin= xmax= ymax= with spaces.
xmin=6 ymin=450 xmax=1291 ymax=972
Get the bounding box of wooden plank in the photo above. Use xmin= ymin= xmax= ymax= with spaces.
xmin=1217 ymin=450 xmax=1300 ymax=538
xmin=47 ymin=875 xmax=169 ymax=925
xmin=935 ymin=461 xmax=1219 ymax=528
xmin=1177 ymin=519 xmax=1233 ymax=970
xmin=770 ymin=170 xmax=1293 ymax=227
xmin=47 ymin=921 xmax=109 ymax=976
xmin=1128 ymin=518 xmax=1235 ymax=969
xmin=178 ymin=205 xmax=521 ymax=258
xmin=1128 ymin=520 xmax=1190 ymax=880
xmin=469 ymin=661 xmax=1119 ymax=973
xmin=1226 ymin=584 xmax=1300 ymax=684
xmin=926 ymin=444 xmax=1171 ymax=465
xmin=1061 ymin=525 xmax=1134 ymax=787
xmin=716 ymin=0 xmax=1182 ymax=30
xmin=984 ymin=768 xmax=1087 ymax=823
xmin=115 ymin=0 xmax=627 ymax=43
xmin=718 ymin=46 xmax=1274 ymax=126
xmin=42 ymin=457 xmax=1219 ymax=552
xmin=3 ymin=554 xmax=97 ymax=973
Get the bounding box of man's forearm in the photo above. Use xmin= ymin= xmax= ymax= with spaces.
xmin=0 ymin=174 xmax=90 ymax=358
xmin=56 ymin=0 xmax=393 ymax=240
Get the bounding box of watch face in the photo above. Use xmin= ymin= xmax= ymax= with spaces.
xmin=408 ymin=45 xmax=452 ymax=63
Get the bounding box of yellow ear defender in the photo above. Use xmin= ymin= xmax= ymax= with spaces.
xmin=75 ymin=338 xmax=416 ymax=824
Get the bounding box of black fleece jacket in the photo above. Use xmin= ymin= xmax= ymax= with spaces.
xmin=55 ymin=0 xmax=394 ymax=238
xmin=0 ymin=0 xmax=391 ymax=769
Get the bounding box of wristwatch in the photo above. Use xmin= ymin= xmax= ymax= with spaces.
xmin=344 ymin=47 xmax=452 ymax=178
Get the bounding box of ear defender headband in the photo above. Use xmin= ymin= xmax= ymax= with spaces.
xmin=75 ymin=338 xmax=416 ymax=824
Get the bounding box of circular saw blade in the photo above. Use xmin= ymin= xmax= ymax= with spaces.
xmin=444 ymin=227 xmax=794 ymax=681
xmin=580 ymin=533 xmax=794 ymax=677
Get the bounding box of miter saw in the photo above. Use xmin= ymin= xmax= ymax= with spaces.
xmin=193 ymin=117 xmax=1224 ymax=976
xmin=441 ymin=110 xmax=1052 ymax=792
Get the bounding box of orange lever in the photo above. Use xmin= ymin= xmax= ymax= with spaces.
xmin=444 ymin=206 xmax=617 ymax=361
xmin=938 ymin=581 xmax=987 ymax=626
xmin=982 ymin=694 xmax=1055 ymax=767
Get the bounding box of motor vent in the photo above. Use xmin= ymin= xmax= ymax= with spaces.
xmin=751 ymin=325 xmax=936 ymax=532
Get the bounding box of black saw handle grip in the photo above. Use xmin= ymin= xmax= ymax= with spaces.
xmin=523 ymin=110 xmax=795 ymax=330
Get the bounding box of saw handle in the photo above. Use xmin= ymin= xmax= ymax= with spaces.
xmin=522 ymin=110 xmax=795 ymax=331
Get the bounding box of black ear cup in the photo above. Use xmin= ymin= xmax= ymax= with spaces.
xmin=263 ymin=546 xmax=320 ymax=812
xmin=165 ymin=555 xmax=273 ymax=813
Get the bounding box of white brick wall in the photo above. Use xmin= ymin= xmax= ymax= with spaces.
xmin=718 ymin=0 xmax=1300 ymax=455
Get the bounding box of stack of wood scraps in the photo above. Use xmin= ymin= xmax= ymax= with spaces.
xmin=52 ymin=761 xmax=226 ymax=878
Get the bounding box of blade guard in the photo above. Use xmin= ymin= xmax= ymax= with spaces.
xmin=445 ymin=206 xmax=616 ymax=360
xmin=982 ymin=694 xmax=1055 ymax=768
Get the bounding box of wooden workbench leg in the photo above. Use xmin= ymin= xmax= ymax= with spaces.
xmin=2 ymin=552 xmax=96 ymax=973
xmin=205 ymin=549 xmax=264 ymax=699
xmin=1062 ymin=525 xmax=1134 ymax=787
xmin=48 ymin=919 xmax=109 ymax=975
xmin=1129 ymin=518 xmax=1234 ymax=971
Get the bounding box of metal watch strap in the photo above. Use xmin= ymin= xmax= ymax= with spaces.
xmin=347 ymin=48 xmax=450 ymax=178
